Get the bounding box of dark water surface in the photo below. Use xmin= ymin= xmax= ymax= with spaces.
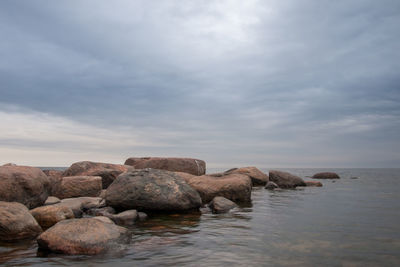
xmin=1 ymin=168 xmax=400 ymax=266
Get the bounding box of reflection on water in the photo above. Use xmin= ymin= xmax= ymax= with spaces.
xmin=1 ymin=168 xmax=400 ymax=266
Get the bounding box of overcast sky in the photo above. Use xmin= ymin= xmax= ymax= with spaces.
xmin=1 ymin=0 xmax=399 ymax=168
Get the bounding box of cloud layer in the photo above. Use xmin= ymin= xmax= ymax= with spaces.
xmin=1 ymin=0 xmax=399 ymax=167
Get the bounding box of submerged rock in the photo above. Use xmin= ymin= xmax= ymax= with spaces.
xmin=312 ymin=172 xmax=340 ymax=179
xmin=304 ymin=180 xmax=323 ymax=187
xmin=63 ymin=161 xmax=131 ymax=189
xmin=0 ymin=165 xmax=50 ymax=209
xmin=176 ymin=172 xmax=252 ymax=203
xmin=0 ymin=201 xmax=42 ymax=241
xmin=124 ymin=157 xmax=206 ymax=175
xmin=269 ymin=170 xmax=306 ymax=189
xmin=106 ymin=169 xmax=202 ymax=212
xmin=53 ymin=176 xmax=102 ymax=199
xmin=209 ymin=197 xmax=237 ymax=214
xmin=37 ymin=218 xmax=131 ymax=255
xmin=212 ymin=167 xmax=269 ymax=186
xmin=30 ymin=205 xmax=74 ymax=229
xmin=265 ymin=181 xmax=279 ymax=190
xmin=110 ymin=210 xmax=138 ymax=226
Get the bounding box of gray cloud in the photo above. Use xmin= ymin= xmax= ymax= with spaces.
xmin=0 ymin=0 xmax=399 ymax=167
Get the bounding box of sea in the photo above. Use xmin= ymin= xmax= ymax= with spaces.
xmin=1 ymin=168 xmax=399 ymax=266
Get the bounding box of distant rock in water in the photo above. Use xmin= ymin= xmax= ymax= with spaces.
xmin=37 ymin=218 xmax=131 ymax=255
xmin=209 ymin=196 xmax=237 ymax=214
xmin=0 ymin=165 xmax=51 ymax=209
xmin=312 ymin=172 xmax=340 ymax=179
xmin=269 ymin=170 xmax=306 ymax=188
xmin=304 ymin=180 xmax=323 ymax=187
xmin=350 ymin=177 xmax=359 ymax=179
xmin=265 ymin=181 xmax=279 ymax=190
xmin=106 ymin=169 xmax=202 ymax=212
xmin=63 ymin=161 xmax=132 ymax=189
xmin=124 ymin=157 xmax=206 ymax=175
xmin=212 ymin=167 xmax=269 ymax=186
xmin=0 ymin=201 xmax=43 ymax=241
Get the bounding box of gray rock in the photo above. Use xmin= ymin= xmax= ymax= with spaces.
xmin=209 ymin=197 xmax=237 ymax=214
xmin=265 ymin=181 xmax=279 ymax=190
xmin=44 ymin=196 xmax=61 ymax=205
xmin=106 ymin=169 xmax=202 ymax=212
xmin=269 ymin=170 xmax=306 ymax=188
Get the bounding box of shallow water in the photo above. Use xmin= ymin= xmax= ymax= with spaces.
xmin=1 ymin=168 xmax=400 ymax=266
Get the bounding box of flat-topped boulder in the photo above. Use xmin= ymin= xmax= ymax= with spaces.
xmin=269 ymin=170 xmax=306 ymax=189
xmin=63 ymin=161 xmax=132 ymax=189
xmin=0 ymin=165 xmax=50 ymax=209
xmin=312 ymin=172 xmax=340 ymax=179
xmin=176 ymin=172 xmax=252 ymax=203
xmin=53 ymin=176 xmax=102 ymax=199
xmin=209 ymin=196 xmax=237 ymax=214
xmin=106 ymin=169 xmax=202 ymax=212
xmin=0 ymin=201 xmax=42 ymax=241
xmin=30 ymin=205 xmax=74 ymax=229
xmin=37 ymin=218 xmax=131 ymax=255
xmin=124 ymin=157 xmax=206 ymax=175
xmin=212 ymin=167 xmax=269 ymax=186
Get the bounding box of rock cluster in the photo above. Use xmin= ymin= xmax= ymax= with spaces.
xmin=0 ymin=157 xmax=328 ymax=256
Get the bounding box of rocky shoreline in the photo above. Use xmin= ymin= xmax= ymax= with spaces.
xmin=0 ymin=158 xmax=340 ymax=255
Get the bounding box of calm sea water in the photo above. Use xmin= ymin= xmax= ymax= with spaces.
xmin=1 ymin=168 xmax=400 ymax=266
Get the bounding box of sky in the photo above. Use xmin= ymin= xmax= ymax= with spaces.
xmin=0 ymin=0 xmax=399 ymax=168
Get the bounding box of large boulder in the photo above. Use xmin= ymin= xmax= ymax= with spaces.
xmin=269 ymin=170 xmax=306 ymax=189
xmin=209 ymin=196 xmax=237 ymax=214
xmin=0 ymin=165 xmax=50 ymax=209
xmin=124 ymin=157 xmax=206 ymax=175
xmin=176 ymin=172 xmax=252 ymax=203
xmin=312 ymin=172 xmax=340 ymax=179
xmin=30 ymin=205 xmax=74 ymax=229
xmin=63 ymin=161 xmax=131 ymax=189
xmin=37 ymin=218 xmax=131 ymax=255
xmin=0 ymin=201 xmax=42 ymax=241
xmin=106 ymin=169 xmax=202 ymax=212
xmin=212 ymin=167 xmax=269 ymax=186
xmin=53 ymin=176 xmax=102 ymax=199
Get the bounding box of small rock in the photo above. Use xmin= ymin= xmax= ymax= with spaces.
xmin=265 ymin=181 xmax=279 ymax=190
xmin=304 ymin=181 xmax=323 ymax=187
xmin=86 ymin=206 xmax=116 ymax=217
xmin=55 ymin=197 xmax=103 ymax=218
xmin=44 ymin=196 xmax=61 ymax=205
xmin=350 ymin=177 xmax=359 ymax=179
xmin=37 ymin=218 xmax=131 ymax=255
xmin=30 ymin=205 xmax=74 ymax=229
xmin=209 ymin=197 xmax=237 ymax=214
xmin=137 ymin=212 xmax=148 ymax=221
xmin=0 ymin=201 xmax=42 ymax=241
xmin=110 ymin=210 xmax=138 ymax=226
